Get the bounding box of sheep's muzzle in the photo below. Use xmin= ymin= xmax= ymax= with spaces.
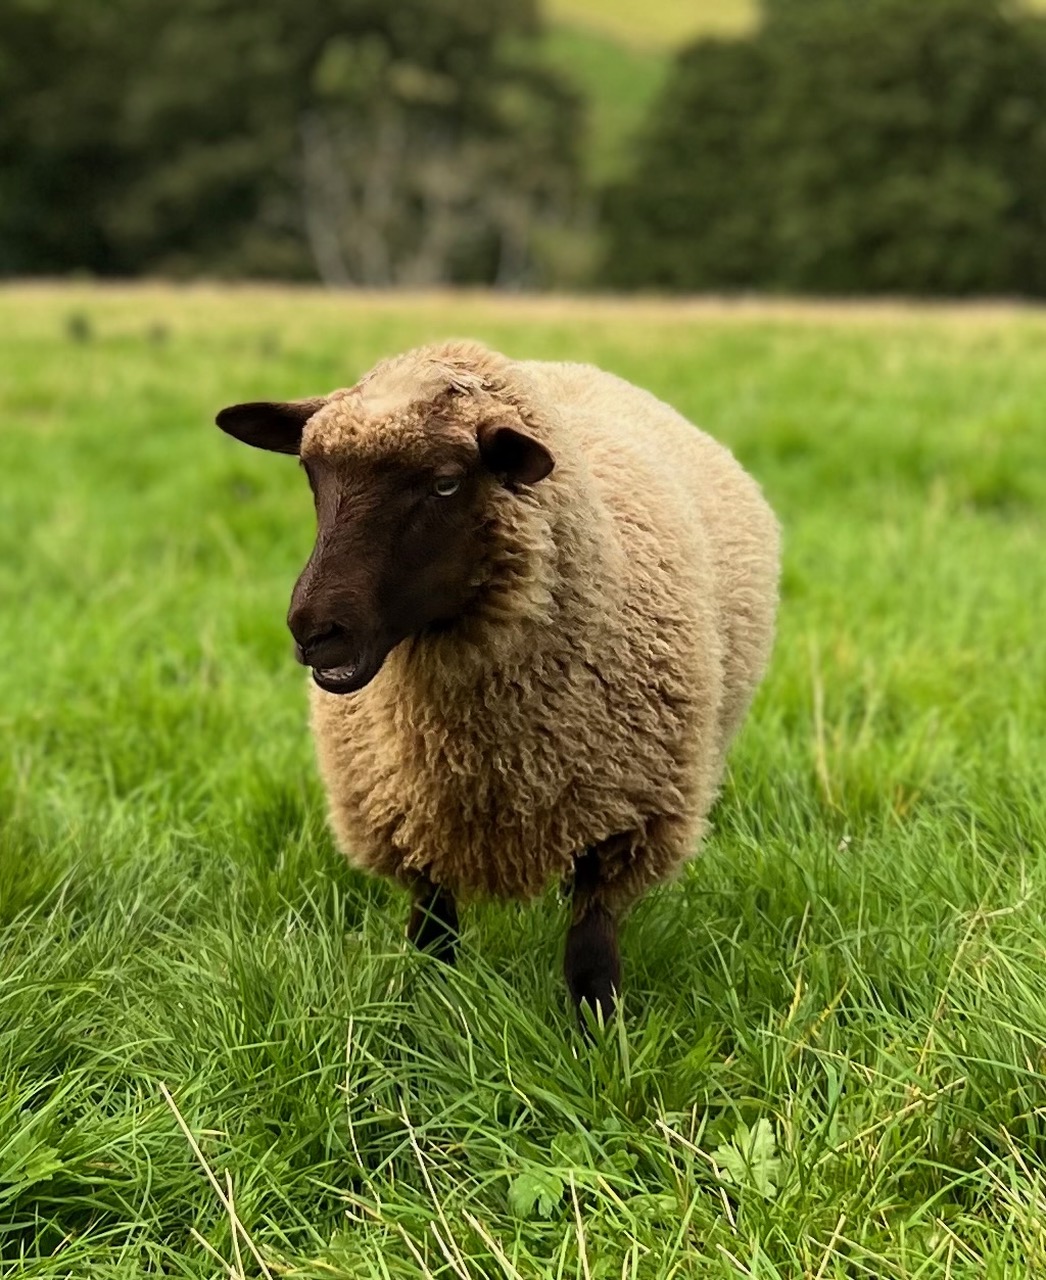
xmin=291 ymin=624 xmax=388 ymax=695
xmin=311 ymin=660 xmax=380 ymax=695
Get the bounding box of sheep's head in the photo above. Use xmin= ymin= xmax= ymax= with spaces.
xmin=216 ymin=367 xmax=554 ymax=694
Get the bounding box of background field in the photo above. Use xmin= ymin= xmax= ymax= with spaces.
xmin=2 ymin=286 xmax=1045 ymax=1277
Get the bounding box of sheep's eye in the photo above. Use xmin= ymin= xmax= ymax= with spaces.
xmin=432 ymin=475 xmax=461 ymax=498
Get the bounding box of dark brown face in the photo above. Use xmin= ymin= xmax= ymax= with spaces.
xmin=288 ymin=446 xmax=491 ymax=693
xmin=215 ymin=394 xmax=554 ymax=694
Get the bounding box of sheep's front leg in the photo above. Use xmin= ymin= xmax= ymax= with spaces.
xmin=564 ymin=846 xmax=621 ymax=1026
xmin=406 ymin=878 xmax=458 ymax=964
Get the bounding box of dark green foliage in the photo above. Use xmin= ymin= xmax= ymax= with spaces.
xmin=0 ymin=4 xmax=129 ymax=275
xmin=0 ymin=0 xmax=581 ymax=284
xmin=604 ymin=39 xmax=773 ymax=289
xmin=605 ymin=0 xmax=1046 ymax=294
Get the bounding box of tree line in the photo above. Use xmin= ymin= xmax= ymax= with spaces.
xmin=1 ymin=0 xmax=581 ymax=287
xmin=606 ymin=0 xmax=1046 ymax=295
xmin=5 ymin=0 xmax=1046 ymax=294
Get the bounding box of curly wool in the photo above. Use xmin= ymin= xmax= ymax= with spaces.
xmin=308 ymin=341 xmax=780 ymax=907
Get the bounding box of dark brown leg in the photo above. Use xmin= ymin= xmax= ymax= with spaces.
xmin=564 ymin=847 xmax=621 ymax=1026
xmin=406 ymin=879 xmax=458 ymax=964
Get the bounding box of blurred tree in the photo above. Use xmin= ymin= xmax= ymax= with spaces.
xmin=0 ymin=0 xmax=581 ymax=285
xmin=600 ymin=39 xmax=772 ymax=289
xmin=298 ymin=21 xmax=580 ymax=285
xmin=0 ymin=1 xmax=134 ymax=274
xmin=604 ymin=0 xmax=1046 ymax=295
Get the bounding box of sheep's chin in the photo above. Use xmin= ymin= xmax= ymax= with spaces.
xmin=311 ymin=661 xmax=379 ymax=695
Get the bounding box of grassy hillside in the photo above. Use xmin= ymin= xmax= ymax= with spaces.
xmin=2 ymin=285 xmax=1045 ymax=1277
xmin=541 ymin=26 xmax=667 ymax=181
xmin=546 ymin=0 xmax=757 ymax=46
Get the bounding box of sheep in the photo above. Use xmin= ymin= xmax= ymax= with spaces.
xmin=216 ymin=339 xmax=780 ymax=1023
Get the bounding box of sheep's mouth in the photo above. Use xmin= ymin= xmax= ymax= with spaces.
xmin=311 ymin=660 xmax=381 ymax=695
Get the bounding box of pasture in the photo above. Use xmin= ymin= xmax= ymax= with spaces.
xmin=1 ymin=285 xmax=1045 ymax=1277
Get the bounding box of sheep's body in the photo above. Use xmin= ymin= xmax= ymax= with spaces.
xmin=308 ymin=342 xmax=779 ymax=908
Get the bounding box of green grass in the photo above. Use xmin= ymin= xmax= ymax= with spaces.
xmin=2 ymin=284 xmax=1046 ymax=1277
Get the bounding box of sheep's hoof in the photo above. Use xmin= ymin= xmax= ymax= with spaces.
xmin=564 ymin=901 xmax=621 ymax=1031
xmin=407 ymin=884 xmax=459 ymax=965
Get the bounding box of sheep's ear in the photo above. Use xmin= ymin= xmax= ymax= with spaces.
xmin=215 ymin=397 xmax=328 ymax=455
xmin=478 ymin=423 xmax=555 ymax=486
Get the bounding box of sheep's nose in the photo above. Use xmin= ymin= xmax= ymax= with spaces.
xmin=289 ymin=616 xmax=343 ymax=666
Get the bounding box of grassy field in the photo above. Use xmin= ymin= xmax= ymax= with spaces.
xmin=540 ymin=26 xmax=667 ymax=182
xmin=2 ymin=284 xmax=1045 ymax=1277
